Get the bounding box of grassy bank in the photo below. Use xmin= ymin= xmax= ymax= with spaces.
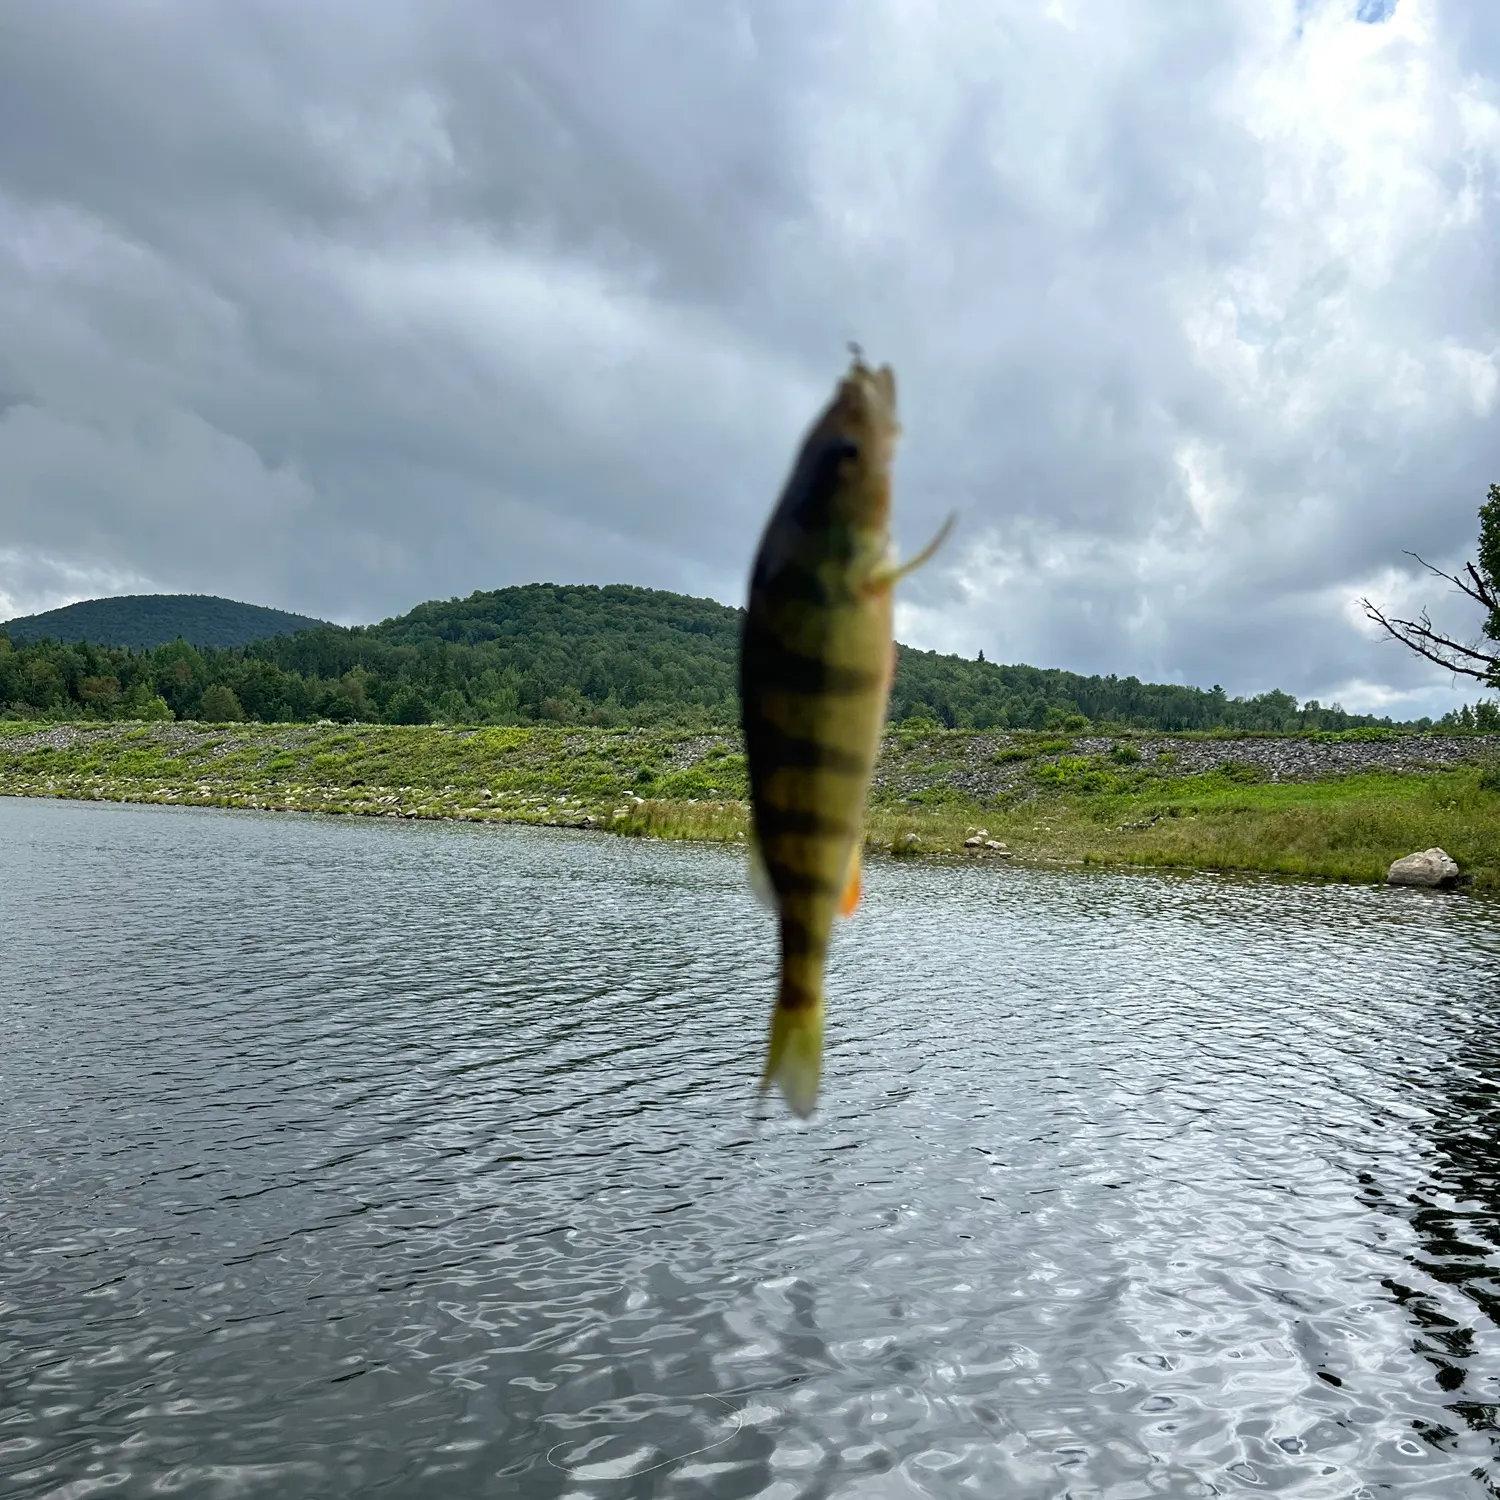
xmin=2 ymin=720 xmax=1497 ymax=889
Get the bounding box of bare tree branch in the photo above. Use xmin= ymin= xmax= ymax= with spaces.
xmin=1360 ymin=598 xmax=1499 ymax=682
xmin=1465 ymin=559 xmax=1500 ymax=614
xmin=1405 ymin=551 xmax=1499 ymax=614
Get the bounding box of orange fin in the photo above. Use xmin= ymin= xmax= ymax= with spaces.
xmin=838 ymin=847 xmax=862 ymax=918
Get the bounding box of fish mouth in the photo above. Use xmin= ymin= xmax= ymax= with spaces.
xmin=839 ymin=349 xmax=898 ymax=439
xmin=824 ymin=350 xmax=899 ymax=525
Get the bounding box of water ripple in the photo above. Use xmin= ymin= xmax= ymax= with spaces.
xmin=2 ymin=797 xmax=1499 ymax=1497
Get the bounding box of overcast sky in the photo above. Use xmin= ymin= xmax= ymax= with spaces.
xmin=2 ymin=0 xmax=1498 ymax=715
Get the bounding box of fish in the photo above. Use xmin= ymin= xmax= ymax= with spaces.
xmin=740 ymin=349 xmax=953 ymax=1118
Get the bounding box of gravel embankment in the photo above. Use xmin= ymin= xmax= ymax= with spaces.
xmin=870 ymin=732 xmax=1500 ymax=802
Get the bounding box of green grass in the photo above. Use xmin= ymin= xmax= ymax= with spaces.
xmin=0 ymin=721 xmax=1494 ymax=888
xmin=1017 ymin=769 xmax=1500 ymax=885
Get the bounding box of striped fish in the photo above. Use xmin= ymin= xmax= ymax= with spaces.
xmin=741 ymin=350 xmax=952 ymax=1117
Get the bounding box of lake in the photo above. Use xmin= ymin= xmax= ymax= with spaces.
xmin=2 ymin=795 xmax=1498 ymax=1498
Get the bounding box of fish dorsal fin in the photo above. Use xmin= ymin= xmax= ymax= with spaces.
xmin=838 ymin=846 xmax=862 ymax=919
xmin=747 ymin=827 xmax=777 ymax=910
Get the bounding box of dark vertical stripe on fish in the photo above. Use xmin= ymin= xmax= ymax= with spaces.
xmin=741 ymin=634 xmax=886 ymax=697
xmin=750 ymin=437 xmax=860 ymax=594
xmin=741 ymin=724 xmax=871 ymax=777
xmin=762 ymin=869 xmax=843 ymax=898
xmin=748 ymin=557 xmax=835 ymax=609
xmin=751 ymin=807 xmax=859 ymax=840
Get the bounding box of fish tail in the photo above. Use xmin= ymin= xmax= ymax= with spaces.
xmin=759 ymin=983 xmax=825 ymax=1119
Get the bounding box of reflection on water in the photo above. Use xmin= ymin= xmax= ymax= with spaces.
xmin=1 ymin=795 xmax=1498 ymax=1498
xmin=1368 ymin=1008 xmax=1500 ymax=1465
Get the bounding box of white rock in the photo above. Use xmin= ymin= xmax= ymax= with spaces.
xmin=984 ymin=840 xmax=1010 ymax=852
xmin=1386 ymin=848 xmax=1460 ymax=888
xmin=963 ymin=835 xmax=984 ymax=848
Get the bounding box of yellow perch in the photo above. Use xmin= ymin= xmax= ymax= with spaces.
xmin=740 ymin=350 xmax=952 ymax=1117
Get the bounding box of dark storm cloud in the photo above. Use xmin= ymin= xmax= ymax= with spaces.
xmin=1 ymin=0 xmax=1498 ymax=716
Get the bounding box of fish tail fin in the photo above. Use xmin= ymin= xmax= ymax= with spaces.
xmin=758 ymin=991 xmax=825 ymax=1119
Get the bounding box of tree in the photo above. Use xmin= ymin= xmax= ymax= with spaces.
xmin=122 ymin=684 xmax=174 ymax=721
xmin=385 ymin=685 xmax=432 ymax=724
xmin=1362 ymin=484 xmax=1500 ymax=683
xmin=199 ymin=684 xmax=245 ymax=722
xmin=77 ymin=674 xmax=122 ymax=714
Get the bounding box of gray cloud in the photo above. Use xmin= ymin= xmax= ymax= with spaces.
xmin=1 ymin=0 xmax=1498 ymax=717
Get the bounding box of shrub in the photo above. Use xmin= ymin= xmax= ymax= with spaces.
xmin=199 ymin=684 xmax=245 ymax=722
xmin=122 ymin=685 xmax=173 ymax=721
xmin=1216 ymin=760 xmax=1264 ymax=784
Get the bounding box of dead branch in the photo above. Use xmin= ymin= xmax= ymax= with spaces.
xmin=1360 ymin=598 xmax=1498 ymax=682
xmin=1405 ymin=551 xmax=1500 ymax=614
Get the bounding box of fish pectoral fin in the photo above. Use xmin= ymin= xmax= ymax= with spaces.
xmin=863 ymin=511 xmax=957 ymax=596
xmin=838 ymin=846 xmax=862 ymax=919
xmin=746 ymin=828 xmax=777 ymax=910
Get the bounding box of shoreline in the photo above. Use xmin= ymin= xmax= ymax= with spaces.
xmin=0 ymin=786 xmax=1430 ymax=893
xmin=4 ymin=719 xmax=1498 ymax=889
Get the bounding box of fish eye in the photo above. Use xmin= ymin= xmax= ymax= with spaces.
xmin=828 ymin=436 xmax=860 ymax=478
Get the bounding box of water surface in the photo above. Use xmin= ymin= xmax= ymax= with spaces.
xmin=2 ymin=796 xmax=1498 ymax=1497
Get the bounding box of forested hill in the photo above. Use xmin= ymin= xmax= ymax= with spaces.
xmin=1 ymin=594 xmax=327 ymax=649
xmin=1 ymin=582 xmax=1411 ymax=731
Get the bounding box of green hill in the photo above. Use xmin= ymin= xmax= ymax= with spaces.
xmin=0 ymin=582 xmax=1411 ymax=731
xmin=1 ymin=593 xmax=327 ymax=649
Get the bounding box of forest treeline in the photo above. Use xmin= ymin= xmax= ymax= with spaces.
xmin=0 ymin=582 xmax=1428 ymax=732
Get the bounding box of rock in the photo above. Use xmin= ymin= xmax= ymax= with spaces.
xmin=902 ymin=833 xmax=921 ymax=845
xmin=963 ymin=835 xmax=984 ymax=848
xmin=984 ymin=840 xmax=1010 ymax=853
xmin=1386 ymin=848 xmax=1460 ymax=888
